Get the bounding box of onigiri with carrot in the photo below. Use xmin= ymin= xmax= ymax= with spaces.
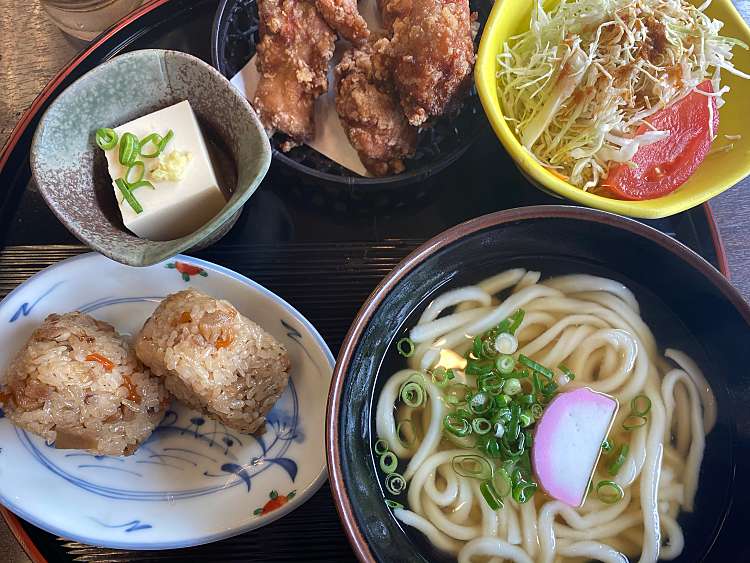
xmin=0 ymin=312 xmax=169 ymax=456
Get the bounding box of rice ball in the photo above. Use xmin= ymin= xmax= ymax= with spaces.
xmin=134 ymin=289 xmax=291 ymax=434
xmin=0 ymin=312 xmax=169 ymax=456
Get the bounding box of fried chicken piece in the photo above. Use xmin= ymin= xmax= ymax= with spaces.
xmin=335 ymin=39 xmax=417 ymax=176
xmin=377 ymin=0 xmax=409 ymax=31
xmin=315 ymin=0 xmax=369 ymax=45
xmin=387 ymin=0 xmax=476 ymax=126
xmin=253 ymin=0 xmax=336 ymax=147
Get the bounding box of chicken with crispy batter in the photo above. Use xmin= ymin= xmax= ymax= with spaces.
xmin=315 ymin=0 xmax=369 ymax=45
xmin=386 ymin=0 xmax=476 ymax=126
xmin=253 ymin=0 xmax=336 ymax=148
xmin=335 ymin=38 xmax=417 ymax=176
xmin=377 ymin=0 xmax=409 ymax=31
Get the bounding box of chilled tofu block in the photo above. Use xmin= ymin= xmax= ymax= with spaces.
xmin=104 ymin=100 xmax=226 ymax=240
xmin=532 ymin=387 xmax=618 ymax=507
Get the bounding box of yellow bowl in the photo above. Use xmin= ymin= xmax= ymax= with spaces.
xmin=475 ymin=0 xmax=750 ymax=219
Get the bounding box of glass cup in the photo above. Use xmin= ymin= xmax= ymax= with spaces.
xmin=40 ymin=0 xmax=143 ymax=41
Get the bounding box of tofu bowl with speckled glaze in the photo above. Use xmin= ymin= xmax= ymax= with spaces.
xmin=30 ymin=49 xmax=271 ymax=267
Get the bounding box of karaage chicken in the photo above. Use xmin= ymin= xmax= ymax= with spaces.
xmin=386 ymin=0 xmax=475 ymax=126
xmin=253 ymin=0 xmax=336 ymax=148
xmin=315 ymin=0 xmax=369 ymax=44
xmin=335 ymin=39 xmax=417 ymax=176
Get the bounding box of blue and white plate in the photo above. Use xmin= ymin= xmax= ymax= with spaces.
xmin=0 ymin=253 xmax=334 ymax=549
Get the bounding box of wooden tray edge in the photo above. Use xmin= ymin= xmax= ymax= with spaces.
xmin=1 ymin=508 xmax=47 ymax=563
xmin=0 ymin=0 xmax=734 ymax=556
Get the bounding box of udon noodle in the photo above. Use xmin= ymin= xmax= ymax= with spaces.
xmin=375 ymin=270 xmax=715 ymax=562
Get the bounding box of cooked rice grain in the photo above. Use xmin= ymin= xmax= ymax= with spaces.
xmin=0 ymin=312 xmax=169 ymax=456
xmin=135 ymin=289 xmax=291 ymax=434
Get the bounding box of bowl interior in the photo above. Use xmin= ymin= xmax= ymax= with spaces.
xmin=31 ymin=49 xmax=271 ymax=266
xmin=212 ymin=0 xmax=491 ymax=187
xmin=475 ymin=0 xmax=750 ymax=218
xmin=335 ymin=209 xmax=750 ymax=562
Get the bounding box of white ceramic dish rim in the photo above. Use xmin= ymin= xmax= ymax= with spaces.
xmin=0 ymin=252 xmax=334 ymax=549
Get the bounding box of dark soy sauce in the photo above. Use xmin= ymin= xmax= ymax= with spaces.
xmin=93 ymin=116 xmax=237 ymax=241
xmin=370 ymin=256 xmax=733 ymax=563
xmin=198 ymin=117 xmax=237 ymax=203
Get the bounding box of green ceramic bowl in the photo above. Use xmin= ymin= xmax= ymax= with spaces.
xmin=30 ymin=49 xmax=271 ymax=266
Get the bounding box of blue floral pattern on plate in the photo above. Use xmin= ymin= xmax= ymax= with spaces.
xmin=18 ymin=375 xmax=301 ymax=500
xmin=0 ymin=253 xmax=334 ymax=549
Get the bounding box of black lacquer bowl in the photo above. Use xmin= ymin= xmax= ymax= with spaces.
xmin=326 ymin=205 xmax=750 ymax=562
xmin=211 ymin=0 xmax=491 ymax=210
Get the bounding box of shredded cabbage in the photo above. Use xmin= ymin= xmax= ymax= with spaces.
xmin=496 ymin=0 xmax=749 ymax=190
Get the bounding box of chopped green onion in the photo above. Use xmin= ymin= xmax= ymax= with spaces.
xmin=380 ymin=451 xmax=398 ymax=474
xmin=493 ymin=422 xmax=505 ymax=438
xmin=138 ymin=132 xmax=164 ymax=158
xmin=472 ymin=418 xmax=492 ymax=435
xmin=496 ymin=355 xmax=515 ymax=375
xmin=452 ymin=454 xmax=493 ymax=480
xmin=128 ymin=179 xmax=155 ymax=192
xmin=445 ymin=383 xmax=470 ymax=406
xmin=519 ymin=411 xmax=533 ymax=427
xmin=125 ymin=160 xmax=145 ymax=184
xmin=631 ymin=395 xmax=652 ymax=417
xmin=118 ymin=132 xmax=140 ymax=166
xmin=385 ymin=472 xmax=406 ymax=495
xmin=396 ymin=420 xmax=415 ymax=447
xmin=501 ymin=432 xmax=525 ymax=458
xmin=472 ymin=335 xmax=483 ymax=358
xmin=396 ymin=338 xmax=415 ymax=357
xmin=532 ymin=372 xmax=542 ymax=394
xmin=494 ymin=333 xmax=518 ymax=355
xmin=558 ymin=364 xmax=576 ymax=380
xmin=493 ymin=467 xmax=512 ymax=497
xmin=511 ymin=369 xmax=530 ymax=379
xmin=542 ymin=381 xmax=558 ymax=396
xmin=374 ymin=439 xmax=389 ymax=455
xmin=507 ymin=309 xmax=525 ymax=335
xmin=469 ymin=392 xmax=492 ymax=415
xmin=431 ymin=367 xmax=455 ymax=387
xmin=512 ymin=480 xmax=537 ymax=504
xmin=517 ymin=393 xmax=534 ymax=406
xmin=623 ymin=415 xmax=647 ymax=431
xmin=115 ymin=178 xmax=143 ymax=214
xmin=503 ymin=378 xmax=522 ymax=396
xmin=158 ymin=129 xmax=174 ymax=153
xmin=531 ymin=404 xmax=543 ymax=420
xmin=601 ymin=438 xmax=614 ymax=453
xmin=95 ymin=128 xmax=118 ymax=150
xmin=399 ymin=381 xmax=425 ymax=408
xmin=494 ymin=395 xmax=511 ymax=409
xmin=491 ymin=406 xmax=513 ymax=422
xmin=480 ymin=374 xmax=504 ymax=395
xmin=596 ymin=480 xmax=624 ymax=504
xmin=608 ymin=444 xmax=629 ymax=476
xmin=385 ymin=499 xmax=404 ymax=509
xmin=481 ymin=339 xmax=498 ymax=358
xmin=443 ymin=414 xmax=471 ymax=437
xmin=524 ymin=430 xmax=533 ymax=449
xmin=466 ymin=359 xmax=494 ymax=376
xmin=506 ymin=405 xmax=521 ymax=440
xmin=483 ymin=436 xmax=502 ymax=458
xmin=518 ymin=354 xmax=553 ymax=379
xmin=480 ymin=480 xmax=503 ymax=510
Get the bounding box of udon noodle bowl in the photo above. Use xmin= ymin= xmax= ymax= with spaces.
xmin=374 ymin=269 xmax=716 ymax=563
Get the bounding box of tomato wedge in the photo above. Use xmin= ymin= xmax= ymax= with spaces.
xmin=602 ymin=80 xmax=718 ymax=200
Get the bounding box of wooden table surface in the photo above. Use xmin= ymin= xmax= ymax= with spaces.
xmin=1 ymin=0 xmax=749 ymax=560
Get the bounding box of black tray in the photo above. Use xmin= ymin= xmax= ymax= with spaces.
xmin=0 ymin=0 xmax=729 ymax=561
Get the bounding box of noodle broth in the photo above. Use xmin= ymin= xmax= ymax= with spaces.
xmin=370 ymin=256 xmax=733 ymax=563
